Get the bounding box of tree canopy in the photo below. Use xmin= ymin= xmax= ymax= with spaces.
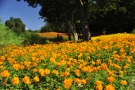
xmin=17 ymin=0 xmax=135 ymax=39
xmin=5 ymin=17 xmax=26 ymax=33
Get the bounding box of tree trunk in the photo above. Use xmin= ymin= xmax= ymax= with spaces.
xmin=68 ymin=20 xmax=78 ymax=41
xmin=80 ymin=0 xmax=91 ymax=41
xmin=66 ymin=23 xmax=71 ymax=40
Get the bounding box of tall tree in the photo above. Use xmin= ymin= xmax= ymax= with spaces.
xmin=5 ymin=17 xmax=26 ymax=33
xmin=17 ymin=0 xmax=91 ymax=41
xmin=89 ymin=0 xmax=135 ymax=34
xmin=79 ymin=0 xmax=91 ymax=41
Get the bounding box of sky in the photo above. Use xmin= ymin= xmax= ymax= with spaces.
xmin=0 ymin=0 xmax=45 ymax=30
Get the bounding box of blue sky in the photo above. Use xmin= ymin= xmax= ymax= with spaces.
xmin=0 ymin=0 xmax=45 ymax=30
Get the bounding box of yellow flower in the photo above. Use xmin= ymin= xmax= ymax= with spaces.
xmin=74 ymin=69 xmax=80 ymax=77
xmin=0 ymin=56 xmax=6 ymax=61
xmin=120 ymin=80 xmax=127 ymax=85
xmin=32 ymin=68 xmax=37 ymax=72
xmin=82 ymin=67 xmax=88 ymax=72
xmin=56 ymin=86 xmax=61 ymax=90
xmin=22 ymin=76 xmax=31 ymax=84
xmin=96 ymin=85 xmax=103 ymax=90
xmin=13 ymin=63 xmax=20 ymax=70
xmin=100 ymin=63 xmax=108 ymax=70
xmin=0 ymin=61 xmax=3 ymax=65
xmin=74 ymin=78 xmax=81 ymax=84
xmin=60 ymin=71 xmax=70 ymax=77
xmin=107 ymin=76 xmax=115 ymax=83
xmin=44 ymin=69 xmax=50 ymax=75
xmin=12 ymin=77 xmax=20 ymax=85
xmin=39 ymin=69 xmax=45 ymax=76
xmin=50 ymin=57 xmax=55 ymax=63
xmin=1 ymin=70 xmax=10 ymax=78
xmin=78 ymin=53 xmax=83 ymax=58
xmin=52 ymin=70 xmax=58 ymax=75
xmin=96 ymin=81 xmax=103 ymax=90
xmin=124 ymin=64 xmax=130 ymax=69
xmin=96 ymin=59 xmax=101 ymax=64
xmin=91 ymin=61 xmax=95 ymax=65
xmin=96 ymin=80 xmax=102 ymax=86
xmin=81 ymin=79 xmax=87 ymax=84
xmin=108 ymin=71 xmax=114 ymax=76
xmin=63 ymin=78 xmax=73 ymax=89
xmin=33 ymin=76 xmax=39 ymax=82
xmin=105 ymin=84 xmax=115 ymax=90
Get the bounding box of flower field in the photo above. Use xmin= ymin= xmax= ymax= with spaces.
xmin=0 ymin=33 xmax=135 ymax=90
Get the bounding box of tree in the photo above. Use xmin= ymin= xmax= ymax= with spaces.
xmin=88 ymin=0 xmax=135 ymax=34
xmin=0 ymin=21 xmax=25 ymax=46
xmin=5 ymin=17 xmax=26 ymax=33
xmin=38 ymin=0 xmax=79 ymax=41
xmin=17 ymin=0 xmax=91 ymax=41
xmin=79 ymin=0 xmax=91 ymax=41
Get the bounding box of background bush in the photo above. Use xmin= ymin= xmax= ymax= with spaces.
xmin=0 ymin=23 xmax=25 ymax=47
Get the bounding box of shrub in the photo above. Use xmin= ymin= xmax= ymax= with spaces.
xmin=20 ymin=32 xmax=51 ymax=45
xmin=0 ymin=24 xmax=25 ymax=46
xmin=131 ymin=29 xmax=135 ymax=34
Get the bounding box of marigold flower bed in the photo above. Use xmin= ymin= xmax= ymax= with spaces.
xmin=0 ymin=33 xmax=135 ymax=90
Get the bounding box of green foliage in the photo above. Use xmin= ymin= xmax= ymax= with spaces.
xmin=5 ymin=17 xmax=26 ymax=33
xmin=40 ymin=23 xmax=53 ymax=33
xmin=20 ymin=32 xmax=53 ymax=45
xmin=131 ymin=29 xmax=135 ymax=34
xmin=40 ymin=22 xmax=66 ymax=33
xmin=0 ymin=23 xmax=25 ymax=46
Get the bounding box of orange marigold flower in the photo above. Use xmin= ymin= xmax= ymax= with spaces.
xmin=22 ymin=76 xmax=31 ymax=84
xmin=120 ymin=80 xmax=127 ymax=85
xmin=0 ymin=61 xmax=3 ymax=65
xmin=124 ymin=64 xmax=130 ymax=69
xmin=1 ymin=70 xmax=10 ymax=78
xmin=13 ymin=63 xmax=20 ymax=70
xmin=39 ymin=69 xmax=45 ymax=76
xmin=39 ymin=56 xmax=44 ymax=60
xmin=91 ymin=61 xmax=95 ymax=65
xmin=96 ymin=59 xmax=101 ymax=64
xmin=0 ymin=56 xmax=6 ymax=61
xmin=74 ymin=69 xmax=80 ymax=77
xmin=60 ymin=71 xmax=70 ymax=77
xmin=56 ymin=86 xmax=61 ymax=90
xmin=120 ymin=48 xmax=125 ymax=53
xmin=63 ymin=78 xmax=73 ymax=89
xmin=44 ymin=69 xmax=50 ymax=75
xmin=74 ymin=78 xmax=81 ymax=84
xmin=126 ymin=58 xmax=131 ymax=63
xmin=32 ymin=62 xmax=38 ymax=67
xmin=52 ymin=70 xmax=58 ymax=75
xmin=97 ymin=54 xmax=101 ymax=57
xmin=82 ymin=67 xmax=88 ymax=72
xmin=101 ymin=63 xmax=108 ymax=70
xmin=105 ymin=84 xmax=115 ymax=90
xmin=32 ymin=68 xmax=37 ymax=72
xmin=96 ymin=81 xmax=102 ymax=86
xmin=12 ymin=77 xmax=20 ymax=85
xmin=78 ymin=53 xmax=83 ymax=58
xmin=96 ymin=85 xmax=103 ymax=90
xmin=50 ymin=57 xmax=56 ymax=63
xmin=81 ymin=79 xmax=87 ymax=84
xmin=33 ymin=76 xmax=39 ymax=82
xmin=107 ymin=76 xmax=115 ymax=82
xmin=108 ymin=71 xmax=114 ymax=76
